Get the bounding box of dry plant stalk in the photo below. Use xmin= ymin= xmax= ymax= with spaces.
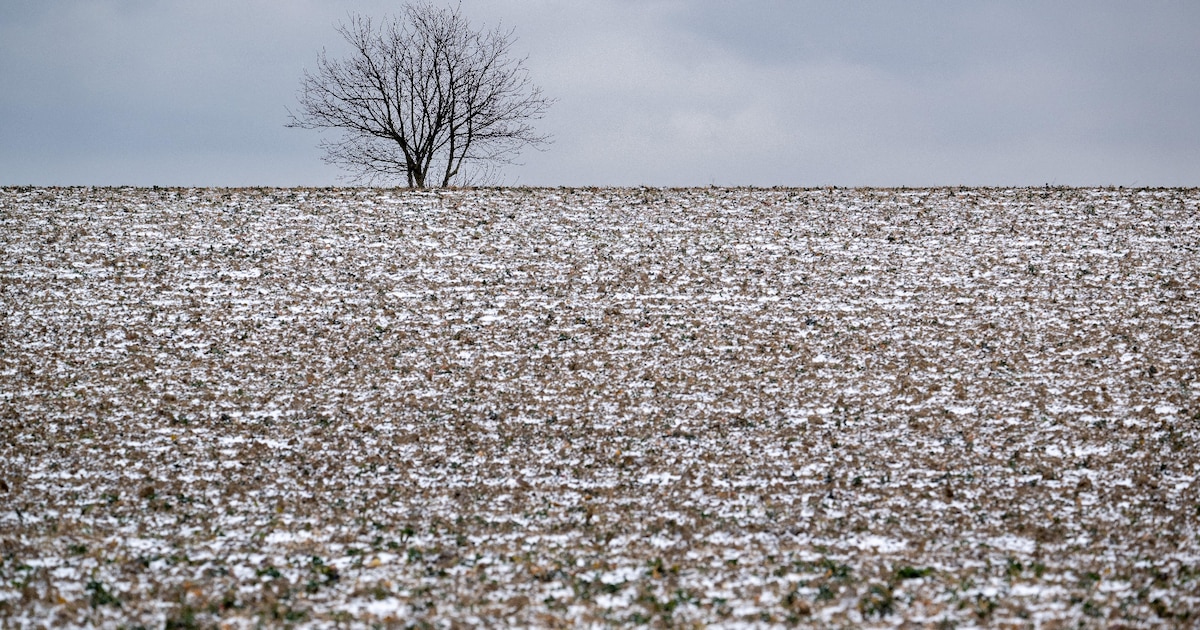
xmin=0 ymin=186 xmax=1198 ymax=626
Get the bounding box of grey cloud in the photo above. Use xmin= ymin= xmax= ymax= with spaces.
xmin=1 ymin=0 xmax=1197 ymax=186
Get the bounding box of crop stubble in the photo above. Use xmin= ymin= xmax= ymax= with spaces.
xmin=1 ymin=186 xmax=1198 ymax=626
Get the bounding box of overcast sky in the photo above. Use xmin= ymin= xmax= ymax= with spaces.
xmin=2 ymin=0 xmax=1197 ymax=187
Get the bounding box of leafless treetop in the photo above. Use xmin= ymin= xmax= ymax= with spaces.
xmin=289 ymin=3 xmax=553 ymax=187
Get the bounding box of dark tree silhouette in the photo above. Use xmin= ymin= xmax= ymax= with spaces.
xmin=288 ymin=4 xmax=552 ymax=187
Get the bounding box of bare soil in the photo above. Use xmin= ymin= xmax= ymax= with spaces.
xmin=2 ymin=186 xmax=1198 ymax=627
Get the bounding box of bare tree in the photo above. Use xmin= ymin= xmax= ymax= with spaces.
xmin=288 ymin=4 xmax=552 ymax=187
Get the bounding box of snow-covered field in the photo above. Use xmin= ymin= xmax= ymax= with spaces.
xmin=1 ymin=186 xmax=1198 ymax=627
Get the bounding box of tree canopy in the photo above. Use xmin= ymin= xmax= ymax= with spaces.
xmin=289 ymin=4 xmax=552 ymax=187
